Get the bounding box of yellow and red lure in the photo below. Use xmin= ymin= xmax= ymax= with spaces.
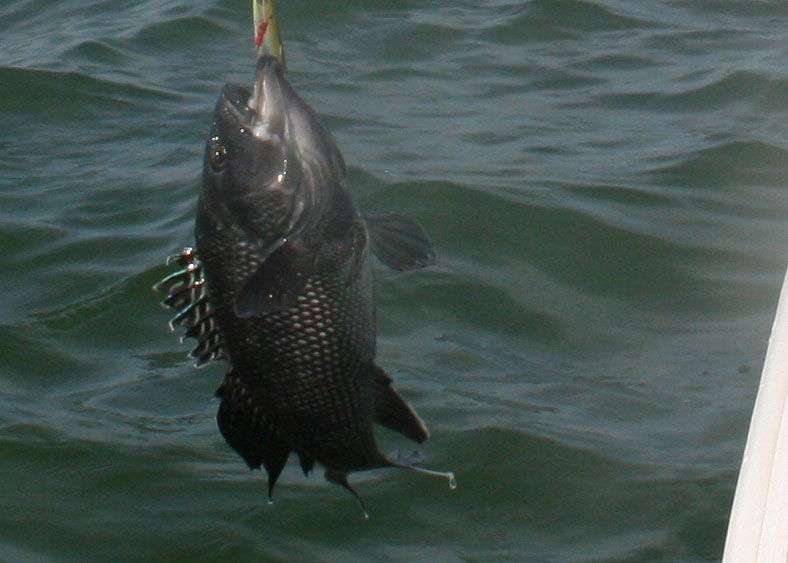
xmin=252 ymin=0 xmax=285 ymax=65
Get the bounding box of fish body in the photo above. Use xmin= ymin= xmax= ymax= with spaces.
xmin=156 ymin=51 xmax=452 ymax=510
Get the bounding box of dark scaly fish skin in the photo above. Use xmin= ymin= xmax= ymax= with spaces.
xmin=156 ymin=54 xmax=453 ymax=510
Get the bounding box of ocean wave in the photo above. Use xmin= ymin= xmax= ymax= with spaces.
xmin=0 ymin=65 xmax=180 ymax=117
xmin=597 ymin=70 xmax=788 ymax=112
xmin=0 ymin=0 xmax=784 ymax=559
xmin=60 ymin=38 xmax=130 ymax=68
xmin=478 ymin=0 xmax=652 ymax=44
xmin=644 ymin=139 xmax=788 ymax=190
xmin=127 ymin=13 xmax=232 ymax=52
xmin=371 ymin=179 xmax=724 ymax=298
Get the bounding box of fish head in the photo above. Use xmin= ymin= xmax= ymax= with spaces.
xmin=203 ymin=55 xmax=346 ymax=240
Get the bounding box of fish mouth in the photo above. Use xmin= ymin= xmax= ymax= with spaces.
xmin=219 ymin=83 xmax=254 ymax=125
xmin=220 ymin=56 xmax=286 ymax=138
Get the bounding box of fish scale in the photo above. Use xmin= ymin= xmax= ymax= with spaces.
xmin=154 ymin=1 xmax=454 ymax=515
xmin=196 ymin=197 xmax=384 ymax=470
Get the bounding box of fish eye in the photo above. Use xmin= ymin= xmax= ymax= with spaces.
xmin=209 ymin=135 xmax=228 ymax=171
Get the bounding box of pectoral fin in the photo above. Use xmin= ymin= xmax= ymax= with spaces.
xmin=364 ymin=213 xmax=435 ymax=271
xmin=342 ymin=218 xmax=369 ymax=287
xmin=233 ymin=239 xmax=312 ymax=317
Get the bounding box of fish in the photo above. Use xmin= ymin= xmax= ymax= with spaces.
xmin=154 ymin=0 xmax=454 ymax=517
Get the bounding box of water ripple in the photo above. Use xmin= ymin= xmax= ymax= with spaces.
xmin=1 ymin=0 xmax=786 ymax=559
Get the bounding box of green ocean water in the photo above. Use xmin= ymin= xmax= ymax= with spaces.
xmin=2 ymin=0 xmax=788 ymax=560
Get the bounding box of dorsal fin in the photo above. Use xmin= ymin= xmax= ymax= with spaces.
xmin=298 ymin=454 xmax=315 ymax=476
xmin=215 ymin=368 xmax=292 ymax=501
xmin=153 ymin=247 xmax=227 ymax=366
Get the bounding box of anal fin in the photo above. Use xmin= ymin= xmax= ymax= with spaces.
xmin=370 ymin=365 xmax=429 ymax=443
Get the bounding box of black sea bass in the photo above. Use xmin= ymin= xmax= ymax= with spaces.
xmin=154 ymin=0 xmax=453 ymax=515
